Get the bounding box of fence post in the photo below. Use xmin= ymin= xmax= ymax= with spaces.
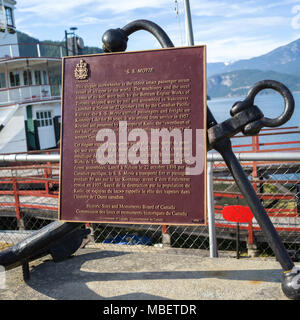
xmin=162 ymin=225 xmax=171 ymax=247
xmin=207 ymin=161 xmax=218 ymax=257
xmin=85 ymin=223 xmax=95 ymax=244
xmin=44 ymin=152 xmax=50 ymax=194
xmin=12 ymin=178 xmax=24 ymax=230
xmin=248 ymin=136 xmax=259 ymax=256
xmin=296 ymin=184 xmax=300 ymax=215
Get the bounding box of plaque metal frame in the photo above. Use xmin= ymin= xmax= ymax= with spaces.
xmin=59 ymin=46 xmax=207 ymax=226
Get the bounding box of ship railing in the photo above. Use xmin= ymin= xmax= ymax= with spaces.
xmin=0 ymin=84 xmax=61 ymax=106
xmin=0 ymin=42 xmax=66 ymax=59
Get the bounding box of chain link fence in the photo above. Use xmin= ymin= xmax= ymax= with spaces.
xmin=0 ymin=152 xmax=299 ymax=260
xmin=211 ymin=156 xmax=300 ymax=259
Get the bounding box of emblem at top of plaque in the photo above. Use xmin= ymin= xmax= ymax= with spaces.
xmin=74 ymin=59 xmax=89 ymax=80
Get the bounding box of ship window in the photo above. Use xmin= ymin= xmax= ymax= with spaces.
xmin=0 ymin=73 xmax=6 ymax=88
xmin=36 ymin=111 xmax=53 ymax=127
xmin=5 ymin=7 xmax=14 ymax=27
xmin=9 ymin=71 xmax=20 ymax=87
xmin=23 ymin=70 xmax=32 ymax=85
xmin=42 ymin=71 xmax=48 ymax=84
xmin=35 ymin=70 xmax=41 ymax=85
xmin=23 ymin=71 xmax=27 ymax=85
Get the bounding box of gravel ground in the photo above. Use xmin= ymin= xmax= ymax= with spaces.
xmin=0 ymin=246 xmax=295 ymax=300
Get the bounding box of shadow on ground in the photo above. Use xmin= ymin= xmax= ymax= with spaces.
xmin=21 ymin=249 xmax=283 ymax=300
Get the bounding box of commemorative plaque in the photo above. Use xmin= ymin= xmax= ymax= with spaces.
xmin=59 ymin=46 xmax=207 ymax=225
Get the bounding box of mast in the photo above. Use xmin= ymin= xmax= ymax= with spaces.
xmin=184 ymin=0 xmax=194 ymax=46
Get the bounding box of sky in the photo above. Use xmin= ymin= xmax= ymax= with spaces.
xmin=12 ymin=0 xmax=300 ymax=63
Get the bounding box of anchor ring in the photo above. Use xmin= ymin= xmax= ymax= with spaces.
xmin=245 ymin=80 xmax=295 ymax=128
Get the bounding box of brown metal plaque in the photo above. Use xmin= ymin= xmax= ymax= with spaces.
xmin=59 ymin=46 xmax=207 ymax=225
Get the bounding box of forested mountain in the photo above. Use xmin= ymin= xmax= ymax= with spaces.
xmin=17 ymin=31 xmax=102 ymax=57
xmin=206 ymin=38 xmax=300 ymax=97
xmin=16 ymin=31 xmax=300 ymax=98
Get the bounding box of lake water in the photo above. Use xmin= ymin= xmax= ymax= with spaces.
xmin=208 ymin=91 xmax=300 ymax=150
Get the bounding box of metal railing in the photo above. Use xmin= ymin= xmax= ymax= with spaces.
xmin=0 ymin=150 xmax=299 ymax=258
xmin=231 ymin=126 xmax=300 ymax=153
xmin=0 ymin=84 xmax=61 ymax=106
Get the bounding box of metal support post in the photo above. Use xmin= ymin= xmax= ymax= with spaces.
xmin=207 ymin=161 xmax=218 ymax=257
xmin=183 ymin=0 xmax=194 ymax=46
